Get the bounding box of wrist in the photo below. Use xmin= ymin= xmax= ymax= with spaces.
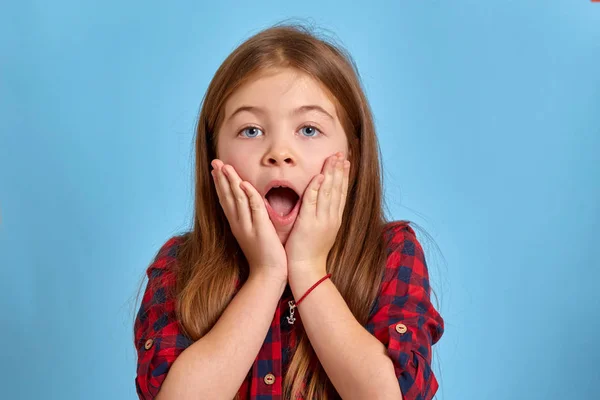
xmin=248 ymin=271 xmax=287 ymax=294
xmin=288 ymin=268 xmax=328 ymax=301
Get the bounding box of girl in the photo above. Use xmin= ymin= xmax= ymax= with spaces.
xmin=134 ymin=23 xmax=444 ymax=400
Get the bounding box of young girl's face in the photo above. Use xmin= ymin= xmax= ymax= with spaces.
xmin=216 ymin=67 xmax=350 ymax=244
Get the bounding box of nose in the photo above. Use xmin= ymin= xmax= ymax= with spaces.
xmin=264 ymin=151 xmax=295 ymax=166
xmin=262 ymin=138 xmax=296 ymax=167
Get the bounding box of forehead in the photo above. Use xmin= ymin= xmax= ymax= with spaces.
xmin=223 ymin=68 xmax=339 ymax=119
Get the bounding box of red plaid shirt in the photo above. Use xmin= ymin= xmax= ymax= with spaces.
xmin=134 ymin=221 xmax=444 ymax=399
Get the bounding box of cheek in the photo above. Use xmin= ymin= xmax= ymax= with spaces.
xmin=306 ymin=150 xmax=328 ymax=167
xmin=310 ymin=153 xmax=334 ymax=174
xmin=227 ymin=160 xmax=256 ymax=183
xmin=304 ymin=160 xmax=323 ymax=176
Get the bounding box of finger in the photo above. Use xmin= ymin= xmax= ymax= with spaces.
xmin=212 ymin=161 xmax=238 ymax=222
xmin=299 ymin=173 xmax=325 ymax=220
xmin=339 ymin=160 xmax=350 ymax=221
xmin=239 ymin=180 xmax=268 ymax=226
xmin=223 ymin=164 xmax=252 ymax=228
xmin=316 ymin=155 xmax=337 ymax=219
xmin=330 ymin=155 xmax=345 ymax=219
xmin=210 ymin=161 xmax=221 ymax=198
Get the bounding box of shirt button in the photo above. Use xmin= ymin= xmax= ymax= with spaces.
xmin=144 ymin=338 xmax=154 ymax=350
xmin=395 ymin=323 xmax=407 ymax=334
xmin=264 ymin=373 xmax=276 ymax=385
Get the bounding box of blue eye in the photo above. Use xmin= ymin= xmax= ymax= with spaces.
xmin=300 ymin=125 xmax=321 ymax=137
xmin=239 ymin=125 xmax=321 ymax=138
xmin=240 ymin=126 xmax=263 ymax=138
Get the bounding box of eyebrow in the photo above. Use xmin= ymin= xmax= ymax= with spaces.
xmin=226 ymin=105 xmax=335 ymax=122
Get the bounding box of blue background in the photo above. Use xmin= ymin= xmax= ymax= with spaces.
xmin=1 ymin=1 xmax=598 ymax=399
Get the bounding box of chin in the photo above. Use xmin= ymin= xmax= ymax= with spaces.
xmin=277 ymin=231 xmax=290 ymax=245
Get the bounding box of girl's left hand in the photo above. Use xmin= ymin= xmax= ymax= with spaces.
xmin=285 ymin=152 xmax=351 ymax=276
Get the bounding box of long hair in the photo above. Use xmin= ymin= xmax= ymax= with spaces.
xmin=175 ymin=22 xmax=393 ymax=399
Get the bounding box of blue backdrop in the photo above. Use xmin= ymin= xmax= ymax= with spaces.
xmin=1 ymin=1 xmax=598 ymax=399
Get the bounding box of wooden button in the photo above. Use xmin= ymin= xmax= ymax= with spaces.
xmin=264 ymin=373 xmax=276 ymax=385
xmin=395 ymin=323 xmax=407 ymax=334
xmin=144 ymin=338 xmax=154 ymax=350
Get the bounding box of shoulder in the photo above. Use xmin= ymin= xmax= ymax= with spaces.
xmin=380 ymin=220 xmax=430 ymax=288
xmin=135 ymin=234 xmax=189 ymax=338
xmin=383 ymin=219 xmax=416 ymax=239
xmin=141 ymin=233 xmax=190 ymax=304
xmin=382 ymin=220 xmax=422 ymax=257
xmin=146 ymin=234 xmax=188 ymax=278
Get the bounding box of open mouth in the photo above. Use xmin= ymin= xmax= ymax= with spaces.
xmin=265 ymin=187 xmax=300 ymax=217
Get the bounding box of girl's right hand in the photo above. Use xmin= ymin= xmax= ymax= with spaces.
xmin=211 ymin=159 xmax=288 ymax=285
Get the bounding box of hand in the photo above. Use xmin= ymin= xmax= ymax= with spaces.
xmin=285 ymin=152 xmax=350 ymax=276
xmin=211 ymin=159 xmax=288 ymax=284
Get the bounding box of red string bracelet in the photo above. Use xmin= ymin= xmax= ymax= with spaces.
xmin=296 ymin=273 xmax=332 ymax=306
xmin=286 ymin=273 xmax=332 ymax=325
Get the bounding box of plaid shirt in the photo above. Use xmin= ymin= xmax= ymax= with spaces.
xmin=134 ymin=221 xmax=444 ymax=399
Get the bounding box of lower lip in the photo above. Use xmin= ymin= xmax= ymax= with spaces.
xmin=264 ymin=197 xmax=301 ymax=226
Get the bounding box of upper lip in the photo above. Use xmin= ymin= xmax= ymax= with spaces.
xmin=262 ymin=179 xmax=301 ymax=198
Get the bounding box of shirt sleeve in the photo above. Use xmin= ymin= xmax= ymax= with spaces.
xmin=365 ymin=222 xmax=444 ymax=400
xmin=134 ymin=236 xmax=194 ymax=400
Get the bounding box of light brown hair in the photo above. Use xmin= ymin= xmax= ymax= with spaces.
xmin=169 ymin=22 xmax=399 ymax=399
